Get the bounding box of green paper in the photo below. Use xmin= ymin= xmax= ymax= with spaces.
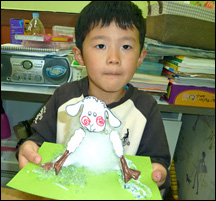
xmin=7 ymin=142 xmax=161 ymax=200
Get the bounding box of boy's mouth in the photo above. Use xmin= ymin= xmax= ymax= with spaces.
xmin=104 ymin=72 xmax=121 ymax=76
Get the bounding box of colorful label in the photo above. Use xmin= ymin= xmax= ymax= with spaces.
xmin=46 ymin=66 xmax=67 ymax=77
xmin=174 ymin=90 xmax=215 ymax=108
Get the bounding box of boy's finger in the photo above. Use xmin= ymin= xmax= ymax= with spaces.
xmin=19 ymin=151 xmax=42 ymax=169
xmin=18 ymin=154 xmax=29 ymax=169
xmin=19 ymin=142 xmax=42 ymax=169
xmin=23 ymin=150 xmax=42 ymax=164
xmin=152 ymin=170 xmax=162 ymax=183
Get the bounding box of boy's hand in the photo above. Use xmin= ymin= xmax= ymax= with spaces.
xmin=18 ymin=140 xmax=42 ymax=169
xmin=152 ymin=163 xmax=167 ymax=188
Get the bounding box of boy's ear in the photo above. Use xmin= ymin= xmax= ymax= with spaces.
xmin=136 ymin=49 xmax=147 ymax=68
xmin=72 ymin=46 xmax=85 ymax=66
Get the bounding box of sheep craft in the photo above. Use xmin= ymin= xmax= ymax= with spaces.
xmin=41 ymin=96 xmax=140 ymax=183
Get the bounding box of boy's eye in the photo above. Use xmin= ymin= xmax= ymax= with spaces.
xmin=96 ymin=44 xmax=106 ymax=49
xmin=121 ymin=45 xmax=132 ymax=50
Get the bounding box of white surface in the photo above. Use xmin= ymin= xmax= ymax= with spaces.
xmin=1 ymin=83 xmax=169 ymax=108
xmin=163 ymin=119 xmax=182 ymax=162
xmin=1 ymin=82 xmax=57 ymax=95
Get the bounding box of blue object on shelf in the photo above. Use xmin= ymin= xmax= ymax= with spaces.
xmin=136 ymin=61 xmax=164 ymax=76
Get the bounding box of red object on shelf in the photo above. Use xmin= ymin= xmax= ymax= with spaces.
xmin=1 ymin=146 xmax=16 ymax=152
xmin=1 ymin=113 xmax=12 ymax=139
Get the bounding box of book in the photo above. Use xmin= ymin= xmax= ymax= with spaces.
xmin=15 ymin=34 xmax=74 ymax=42
xmin=1 ymin=43 xmax=72 ymax=57
xmin=21 ymin=40 xmax=74 ymax=50
xmin=175 ymin=55 xmax=215 ymax=65
xmin=163 ymin=57 xmax=215 ymax=74
xmin=165 ymin=56 xmax=215 ymax=67
xmin=162 ymin=60 xmax=178 ymax=71
xmin=163 ymin=66 xmax=176 ymax=72
xmin=178 ymin=63 xmax=215 ymax=69
xmin=162 ymin=68 xmax=178 ymax=80
xmin=130 ymin=73 xmax=169 ymax=94
xmin=132 ymin=73 xmax=169 ymax=84
xmin=177 ymin=64 xmax=215 ymax=75
xmin=174 ymin=76 xmax=215 ymax=88
xmin=163 ymin=57 xmax=179 ymax=66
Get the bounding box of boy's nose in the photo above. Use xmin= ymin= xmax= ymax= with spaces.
xmin=108 ymin=58 xmax=120 ymax=65
xmin=107 ymin=49 xmax=120 ymax=65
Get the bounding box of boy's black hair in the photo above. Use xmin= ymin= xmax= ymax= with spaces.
xmin=75 ymin=1 xmax=145 ymax=54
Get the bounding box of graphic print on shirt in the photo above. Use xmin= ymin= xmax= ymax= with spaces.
xmin=34 ymin=106 xmax=46 ymax=124
xmin=121 ymin=128 xmax=130 ymax=146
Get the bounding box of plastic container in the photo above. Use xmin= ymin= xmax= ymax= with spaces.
xmin=136 ymin=61 xmax=164 ymax=76
xmin=27 ymin=13 xmax=45 ymax=35
xmin=52 ymin=26 xmax=75 ymax=37
xmin=52 ymin=26 xmax=75 ymax=42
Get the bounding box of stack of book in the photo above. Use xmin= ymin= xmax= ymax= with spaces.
xmin=162 ymin=56 xmax=215 ymax=88
xmin=1 ymin=34 xmax=75 ymax=57
xmin=130 ymin=73 xmax=169 ymax=99
xmin=161 ymin=56 xmax=215 ymax=108
xmin=130 ymin=53 xmax=169 ymax=99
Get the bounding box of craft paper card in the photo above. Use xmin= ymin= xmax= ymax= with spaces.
xmin=7 ymin=142 xmax=162 ymax=200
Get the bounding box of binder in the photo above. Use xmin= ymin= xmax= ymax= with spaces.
xmin=1 ymin=43 xmax=72 ymax=57
xmin=1 ymin=43 xmax=63 ymax=52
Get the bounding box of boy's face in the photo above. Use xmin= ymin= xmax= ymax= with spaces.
xmin=73 ymin=21 xmax=146 ymax=97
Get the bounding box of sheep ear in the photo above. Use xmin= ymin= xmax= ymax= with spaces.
xmin=66 ymin=101 xmax=83 ymax=117
xmin=105 ymin=109 xmax=121 ymax=128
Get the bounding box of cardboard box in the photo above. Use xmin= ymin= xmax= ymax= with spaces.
xmin=165 ymin=83 xmax=215 ymax=108
xmin=10 ymin=19 xmax=30 ymax=44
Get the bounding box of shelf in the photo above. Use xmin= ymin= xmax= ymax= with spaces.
xmin=1 ymin=135 xmax=20 ymax=173
xmin=1 ymin=82 xmax=56 ymax=103
xmin=1 ymin=82 xmax=215 ymax=116
xmin=158 ymin=103 xmax=214 ymax=116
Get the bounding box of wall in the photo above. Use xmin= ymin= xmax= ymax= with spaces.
xmin=1 ymin=1 xmax=91 ymax=13
xmin=1 ymin=9 xmax=79 ymax=44
xmin=1 ymin=1 xmax=148 ymax=17
xmin=1 ymin=1 xmax=148 ymax=44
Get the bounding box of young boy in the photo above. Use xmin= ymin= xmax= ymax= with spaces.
xmin=17 ymin=1 xmax=170 ymax=190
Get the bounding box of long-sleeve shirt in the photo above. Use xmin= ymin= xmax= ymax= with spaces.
xmin=17 ymin=76 xmax=171 ymax=189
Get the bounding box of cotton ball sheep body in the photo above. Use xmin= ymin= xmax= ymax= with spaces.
xmin=41 ymin=96 xmax=141 ymax=183
xmin=63 ymin=132 xmax=120 ymax=174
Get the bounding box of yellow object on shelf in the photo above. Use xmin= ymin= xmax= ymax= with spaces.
xmin=170 ymin=160 xmax=179 ymax=200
